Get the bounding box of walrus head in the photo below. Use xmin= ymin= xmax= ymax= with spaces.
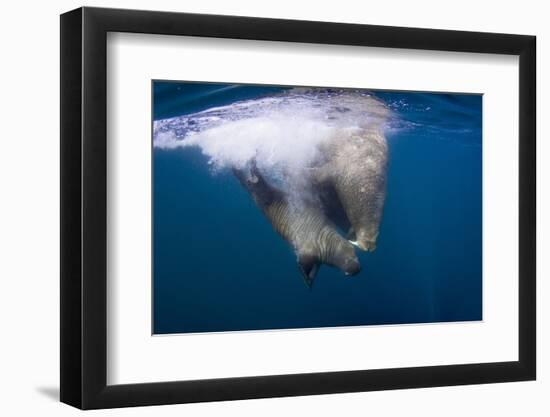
xmin=297 ymin=240 xmax=360 ymax=288
xmin=329 ymin=240 xmax=361 ymax=277
xmin=350 ymin=229 xmax=379 ymax=252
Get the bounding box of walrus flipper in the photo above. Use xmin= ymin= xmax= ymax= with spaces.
xmin=298 ymin=253 xmax=320 ymax=289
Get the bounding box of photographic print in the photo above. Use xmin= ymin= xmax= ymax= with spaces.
xmin=152 ymin=82 xmax=482 ymax=335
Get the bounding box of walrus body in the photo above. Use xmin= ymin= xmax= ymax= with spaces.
xmin=233 ymin=164 xmax=360 ymax=287
xmin=315 ymin=129 xmax=388 ymax=251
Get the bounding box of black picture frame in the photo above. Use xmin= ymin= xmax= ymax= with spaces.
xmin=60 ymin=6 xmax=536 ymax=410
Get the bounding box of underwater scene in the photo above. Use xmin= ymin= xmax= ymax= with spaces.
xmin=152 ymin=81 xmax=482 ymax=335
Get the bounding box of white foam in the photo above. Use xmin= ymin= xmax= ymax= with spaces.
xmin=153 ymin=89 xmax=389 ymax=181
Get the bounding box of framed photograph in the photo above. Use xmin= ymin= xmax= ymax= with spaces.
xmin=60 ymin=7 xmax=536 ymax=409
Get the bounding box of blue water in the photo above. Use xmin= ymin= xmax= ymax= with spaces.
xmin=152 ymin=81 xmax=482 ymax=334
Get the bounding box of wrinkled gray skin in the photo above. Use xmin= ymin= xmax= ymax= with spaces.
xmin=314 ymin=120 xmax=388 ymax=252
xmin=233 ymin=164 xmax=360 ymax=288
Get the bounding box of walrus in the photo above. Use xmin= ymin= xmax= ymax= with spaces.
xmin=313 ymin=128 xmax=388 ymax=252
xmin=312 ymin=96 xmax=389 ymax=252
xmin=233 ymin=163 xmax=360 ymax=287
